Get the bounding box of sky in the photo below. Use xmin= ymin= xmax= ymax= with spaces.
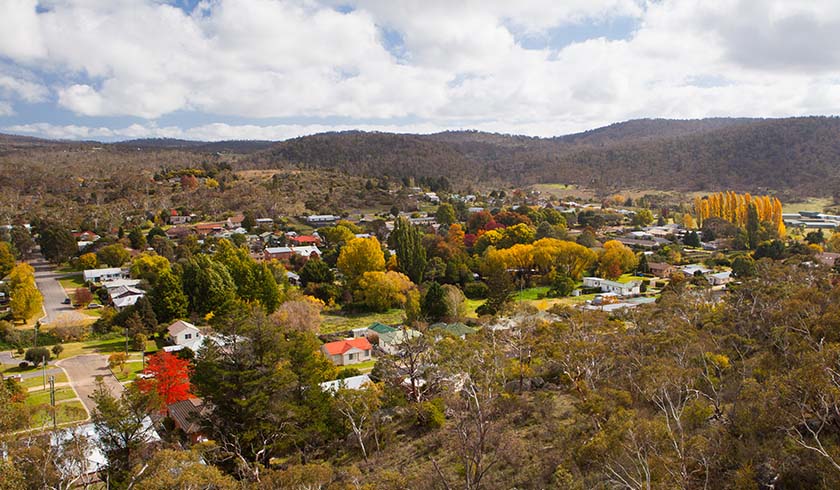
xmin=1 ymin=0 xmax=839 ymax=142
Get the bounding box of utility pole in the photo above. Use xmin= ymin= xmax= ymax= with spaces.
xmin=34 ymin=321 xmax=40 ymax=348
xmin=49 ymin=375 xmax=56 ymax=430
xmin=42 ymin=355 xmax=46 ymax=390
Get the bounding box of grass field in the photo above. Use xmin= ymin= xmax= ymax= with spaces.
xmin=320 ymin=308 xmax=405 ymax=334
xmin=20 ymin=372 xmax=68 ymax=389
xmin=25 ymin=387 xmax=77 ymax=406
xmin=464 ymin=298 xmax=485 ymax=318
xmin=513 ymin=286 xmax=550 ymax=301
xmin=30 ymin=400 xmax=87 ymax=427
xmin=339 ymin=359 xmax=376 ymax=374
xmin=112 ymin=361 xmax=146 ymax=382
xmin=782 ymin=197 xmax=833 ymax=215
xmin=58 ymin=274 xmax=85 ymax=290
xmin=53 ymin=335 xmax=132 ymax=359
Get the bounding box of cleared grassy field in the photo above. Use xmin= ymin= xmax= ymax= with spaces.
xmin=782 ymin=197 xmax=832 ymax=214
xmin=58 ymin=274 xmax=86 ymax=290
xmin=339 ymin=359 xmax=376 ymax=374
xmin=20 ymin=372 xmax=68 ymax=389
xmin=112 ymin=361 xmax=146 ymax=382
xmin=25 ymin=387 xmax=76 ymax=407
xmin=512 ymin=286 xmax=550 ymax=301
xmin=30 ymin=400 xmax=87 ymax=427
xmin=320 ymin=308 xmax=405 ymax=334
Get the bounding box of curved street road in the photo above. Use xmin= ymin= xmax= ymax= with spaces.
xmin=56 ymin=354 xmax=125 ymax=416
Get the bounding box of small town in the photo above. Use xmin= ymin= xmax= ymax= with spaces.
xmin=4 ymin=1 xmax=840 ymax=489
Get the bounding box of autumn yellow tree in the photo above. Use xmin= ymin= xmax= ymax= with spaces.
xmin=9 ymin=263 xmax=43 ymax=321
xmin=597 ymin=240 xmax=638 ymax=280
xmin=337 ymin=237 xmax=386 ymax=285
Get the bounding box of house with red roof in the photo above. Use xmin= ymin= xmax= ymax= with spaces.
xmin=290 ymin=234 xmax=322 ymax=246
xmin=321 ymin=337 xmax=373 ymax=366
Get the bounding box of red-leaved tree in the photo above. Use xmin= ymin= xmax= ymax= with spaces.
xmin=138 ymin=351 xmax=193 ymax=405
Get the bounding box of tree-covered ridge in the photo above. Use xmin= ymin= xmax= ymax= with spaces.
xmin=257 ymin=116 xmax=840 ymax=196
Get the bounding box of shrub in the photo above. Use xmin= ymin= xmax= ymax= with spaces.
xmin=132 ymin=333 xmax=148 ymax=352
xmin=336 ymin=368 xmax=362 ymax=379
xmin=18 ymin=361 xmax=28 ymax=369
xmin=25 ymin=347 xmax=50 ymax=366
xmin=414 ymin=399 xmax=445 ymax=430
xmin=464 ymin=281 xmax=489 ymax=299
xmin=51 ymin=344 xmax=64 ymax=358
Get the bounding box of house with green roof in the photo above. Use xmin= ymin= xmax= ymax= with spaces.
xmin=430 ymin=322 xmax=477 ymax=340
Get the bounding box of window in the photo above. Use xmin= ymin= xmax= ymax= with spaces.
xmin=184 ymin=333 xmax=192 ymax=339
xmin=364 ymin=350 xmax=370 ymax=357
xmin=348 ymin=353 xmax=356 ymax=360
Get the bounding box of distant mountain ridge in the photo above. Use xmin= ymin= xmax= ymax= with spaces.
xmin=3 ymin=116 xmax=840 ymax=196
xmin=253 ymin=116 xmax=840 ymax=196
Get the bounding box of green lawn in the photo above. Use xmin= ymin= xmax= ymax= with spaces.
xmin=112 ymin=361 xmax=146 ymax=382
xmin=464 ymin=298 xmax=485 ymax=318
xmin=55 ymin=334 xmax=134 ymax=359
xmin=81 ymin=307 xmax=104 ymax=317
xmin=320 ymin=308 xmax=405 ymax=334
xmin=58 ymin=274 xmax=86 ymax=290
xmin=616 ymin=274 xmax=646 ymax=283
xmin=1 ymin=362 xmax=51 ymax=375
xmin=19 ymin=372 xmax=68 ymax=389
xmin=25 ymin=387 xmax=76 ymax=406
xmin=339 ymin=359 xmax=376 ymax=374
xmin=513 ymin=286 xmax=550 ymax=301
xmin=30 ymin=400 xmax=87 ymax=427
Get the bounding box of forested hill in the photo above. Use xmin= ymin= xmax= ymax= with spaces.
xmin=254 ymin=116 xmax=840 ymax=196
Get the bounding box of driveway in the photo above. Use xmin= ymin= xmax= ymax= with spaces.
xmin=30 ymin=255 xmax=89 ymax=324
xmin=57 ymin=354 xmax=125 ymax=415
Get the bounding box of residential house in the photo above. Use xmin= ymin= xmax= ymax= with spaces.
xmin=582 ymin=277 xmax=641 ymax=296
xmin=108 ymin=285 xmax=146 ymax=310
xmin=83 ymin=268 xmax=128 ymax=284
xmin=225 ymin=214 xmax=245 ymax=229
xmin=321 ymin=338 xmax=373 ymax=366
xmin=377 ymin=326 xmax=422 ymax=355
xmin=647 ymin=262 xmax=676 ymax=277
xmin=193 ymin=222 xmax=226 ymax=236
xmin=306 ymin=214 xmax=338 ymax=226
xmin=167 ymin=397 xmax=209 ymax=443
xmin=706 ymin=271 xmax=732 ymax=286
xmin=682 ymin=264 xmax=711 ymax=276
xmin=165 ymin=226 xmax=195 ymax=241
xmin=320 ymin=374 xmax=373 ymax=394
xmin=264 ymin=245 xmax=322 ymax=263
xmin=430 ymin=322 xmax=477 ymax=339
xmin=167 ymin=320 xmax=203 ymax=352
xmin=290 ymin=234 xmax=322 ymax=246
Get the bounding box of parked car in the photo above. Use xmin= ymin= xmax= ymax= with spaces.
xmin=62 ymin=298 xmax=71 ymax=304
xmin=87 ymin=303 xmax=103 ymax=309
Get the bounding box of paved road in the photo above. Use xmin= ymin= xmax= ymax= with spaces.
xmin=57 ymin=354 xmax=124 ymax=415
xmin=30 ymin=255 xmax=89 ymax=324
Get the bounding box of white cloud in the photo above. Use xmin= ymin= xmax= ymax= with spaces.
xmin=1 ymin=0 xmax=840 ymax=138
xmin=0 ymin=102 xmax=14 ymax=117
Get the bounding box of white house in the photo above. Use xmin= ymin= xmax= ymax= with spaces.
xmin=706 ymin=271 xmax=732 ymax=286
xmin=83 ymin=268 xmax=128 ymax=284
xmin=167 ymin=320 xmax=203 ymax=352
xmin=682 ymin=264 xmax=712 ymax=276
xmin=582 ymin=277 xmax=641 ymax=296
xmin=306 ymin=214 xmax=338 ymax=226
